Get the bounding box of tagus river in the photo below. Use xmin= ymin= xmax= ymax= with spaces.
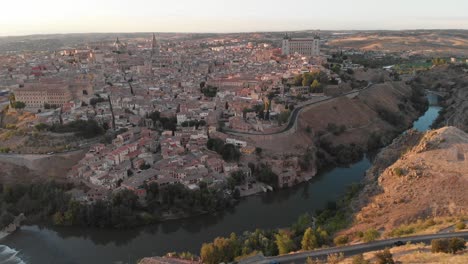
xmin=0 ymin=95 xmax=441 ymax=264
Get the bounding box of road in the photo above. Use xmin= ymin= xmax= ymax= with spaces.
xmin=246 ymin=231 xmax=468 ymax=264
xmin=226 ymin=83 xmax=374 ymax=136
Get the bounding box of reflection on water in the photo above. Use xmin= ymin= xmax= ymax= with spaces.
xmin=0 ymin=96 xmax=443 ymax=264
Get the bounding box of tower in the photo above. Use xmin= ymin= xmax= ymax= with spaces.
xmin=151 ymin=33 xmax=159 ymax=57
xmin=281 ymin=33 xmax=290 ymax=56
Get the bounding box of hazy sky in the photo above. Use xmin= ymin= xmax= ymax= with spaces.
xmin=2 ymin=0 xmax=468 ymax=36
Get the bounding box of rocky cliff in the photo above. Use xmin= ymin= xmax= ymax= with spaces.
xmin=351 ymin=127 xmax=468 ymax=233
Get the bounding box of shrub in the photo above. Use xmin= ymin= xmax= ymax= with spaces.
xmin=393 ymin=167 xmax=404 ymax=177
xmin=431 ymin=238 xmax=466 ymax=254
xmin=352 ymin=254 xmax=370 ymax=264
xmin=327 ymin=253 xmax=344 ymax=264
xmin=363 ymin=228 xmax=380 ymax=242
xmin=374 ymin=248 xmax=394 ymax=264
xmin=389 ymin=225 xmax=414 ymax=237
xmin=333 ymin=235 xmax=349 ymax=246
xmin=455 ymin=221 xmax=466 ymax=230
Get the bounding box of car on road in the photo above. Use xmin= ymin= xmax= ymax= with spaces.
xmin=393 ymin=240 xmax=404 ymax=246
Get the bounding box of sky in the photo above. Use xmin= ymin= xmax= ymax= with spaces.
xmin=1 ymin=0 xmax=468 ymax=36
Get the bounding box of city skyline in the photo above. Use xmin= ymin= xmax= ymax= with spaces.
xmin=2 ymin=0 xmax=468 ymax=36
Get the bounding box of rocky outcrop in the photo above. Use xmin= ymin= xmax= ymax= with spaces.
xmin=351 ymin=127 xmax=468 ymax=232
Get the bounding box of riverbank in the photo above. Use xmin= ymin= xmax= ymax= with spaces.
xmin=0 ymin=94 xmax=438 ymax=264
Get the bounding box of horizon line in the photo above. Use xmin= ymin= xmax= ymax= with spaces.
xmin=1 ymin=28 xmax=467 ymax=38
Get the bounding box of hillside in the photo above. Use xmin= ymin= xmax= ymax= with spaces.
xmin=349 ymin=127 xmax=468 ymax=234
xmin=326 ymin=30 xmax=468 ymax=56
xmin=419 ymin=65 xmax=468 ymax=132
xmin=336 ymin=242 xmax=468 ymax=264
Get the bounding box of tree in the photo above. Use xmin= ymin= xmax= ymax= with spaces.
xmin=278 ymin=110 xmax=291 ymax=125
xmin=200 ymin=243 xmax=216 ymax=264
xmin=301 ymin=227 xmax=319 ymax=250
xmin=431 ymin=238 xmax=449 ymax=253
xmin=363 ymin=228 xmax=380 ymax=242
xmin=310 ymin=79 xmax=321 ymax=92
xmin=302 ymin=73 xmax=314 ymax=87
xmin=275 ymin=230 xmax=296 ymax=255
xmin=374 ymin=248 xmax=394 ymax=264
xmin=12 ymin=101 xmax=26 ymax=109
xmin=255 ymin=147 xmax=263 ymax=156
xmin=293 ymin=74 xmax=303 ymax=86
xmin=221 ymin=144 xmax=241 ymax=162
xmin=448 ymin=237 xmax=466 ymax=254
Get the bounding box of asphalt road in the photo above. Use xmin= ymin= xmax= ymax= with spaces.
xmin=250 ymin=231 xmax=468 ymax=264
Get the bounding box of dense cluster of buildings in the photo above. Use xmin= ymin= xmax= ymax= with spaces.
xmin=0 ymin=32 xmax=332 ymax=201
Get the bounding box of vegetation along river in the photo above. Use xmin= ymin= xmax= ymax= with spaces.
xmin=0 ymin=94 xmax=441 ymax=264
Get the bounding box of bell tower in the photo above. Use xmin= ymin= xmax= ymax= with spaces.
xmin=151 ymin=33 xmax=159 ymax=57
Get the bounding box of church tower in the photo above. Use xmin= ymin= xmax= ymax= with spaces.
xmin=151 ymin=33 xmax=159 ymax=57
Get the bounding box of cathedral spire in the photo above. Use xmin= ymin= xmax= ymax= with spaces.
xmin=151 ymin=33 xmax=159 ymax=57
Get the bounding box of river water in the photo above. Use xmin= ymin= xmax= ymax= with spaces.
xmin=0 ymin=95 xmax=441 ymax=264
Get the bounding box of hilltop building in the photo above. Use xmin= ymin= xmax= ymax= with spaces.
xmin=282 ymin=34 xmax=320 ymax=56
xmin=14 ymin=84 xmax=72 ymax=108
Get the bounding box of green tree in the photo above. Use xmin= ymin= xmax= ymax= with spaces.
xmin=310 ymin=79 xmax=321 ymax=92
xmin=255 ymin=147 xmax=263 ymax=156
xmin=278 ymin=110 xmax=291 ymax=125
xmin=448 ymin=237 xmax=466 ymax=254
xmin=293 ymin=74 xmax=303 ymax=86
xmin=302 ymin=73 xmax=314 ymax=87
xmin=12 ymin=101 xmax=26 ymax=109
xmin=221 ymin=144 xmax=241 ymax=162
xmin=301 ymin=227 xmax=319 ymax=250
xmin=275 ymin=230 xmax=296 ymax=255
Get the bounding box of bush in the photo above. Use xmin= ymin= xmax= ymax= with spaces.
xmin=327 ymin=253 xmax=344 ymax=264
xmin=455 ymin=221 xmax=466 ymax=230
xmin=352 ymin=254 xmax=370 ymax=264
xmin=389 ymin=225 xmax=414 ymax=237
xmin=374 ymin=248 xmax=394 ymax=264
xmin=363 ymin=228 xmax=380 ymax=242
xmin=35 ymin=123 xmax=49 ymax=131
xmin=333 ymin=235 xmax=349 ymax=246
xmin=393 ymin=167 xmax=404 ymax=177
xmin=432 ymin=237 xmax=466 ymax=254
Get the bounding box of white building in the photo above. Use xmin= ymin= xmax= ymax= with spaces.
xmin=282 ymin=35 xmax=320 ymax=56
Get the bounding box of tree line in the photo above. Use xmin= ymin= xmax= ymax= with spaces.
xmin=0 ymin=181 xmax=236 ymax=229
